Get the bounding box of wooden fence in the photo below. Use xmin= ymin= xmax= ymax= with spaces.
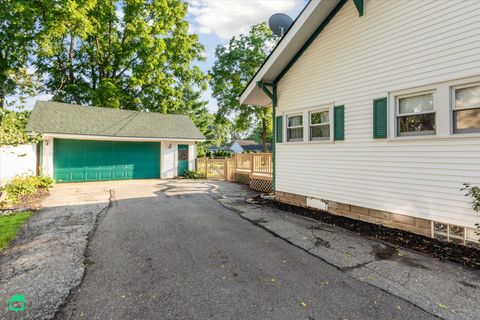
xmin=196 ymin=153 xmax=272 ymax=182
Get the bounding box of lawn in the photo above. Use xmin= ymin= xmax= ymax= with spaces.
xmin=0 ymin=211 xmax=32 ymax=251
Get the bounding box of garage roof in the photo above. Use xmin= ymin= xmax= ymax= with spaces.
xmin=26 ymin=101 xmax=205 ymax=141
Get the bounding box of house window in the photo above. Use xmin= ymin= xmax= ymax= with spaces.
xmin=310 ymin=110 xmax=330 ymax=140
xmin=286 ymin=114 xmax=303 ymax=141
xmin=397 ymin=92 xmax=435 ymax=136
xmin=453 ymin=84 xmax=480 ymax=133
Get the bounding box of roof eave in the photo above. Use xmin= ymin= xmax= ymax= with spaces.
xmin=39 ymin=132 xmax=205 ymax=142
xmin=239 ymin=0 xmax=342 ymax=106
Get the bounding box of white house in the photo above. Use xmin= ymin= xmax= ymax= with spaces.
xmin=240 ymin=0 xmax=480 ymax=247
xmin=26 ymin=101 xmax=204 ymax=182
xmin=230 ymin=140 xmax=270 ymax=153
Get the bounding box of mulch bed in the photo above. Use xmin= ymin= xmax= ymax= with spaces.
xmin=250 ymin=195 xmax=480 ymax=269
xmin=1 ymin=188 xmax=49 ymax=212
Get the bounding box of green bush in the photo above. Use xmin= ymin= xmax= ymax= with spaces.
xmin=3 ymin=176 xmax=54 ymax=203
xmin=462 ymin=183 xmax=480 ymax=231
xmin=184 ymin=170 xmax=201 ymax=179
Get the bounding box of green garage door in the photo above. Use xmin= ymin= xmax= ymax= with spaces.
xmin=54 ymin=139 xmax=160 ymax=182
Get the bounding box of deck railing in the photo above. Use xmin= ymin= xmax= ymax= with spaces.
xmin=196 ymin=153 xmax=272 ymax=181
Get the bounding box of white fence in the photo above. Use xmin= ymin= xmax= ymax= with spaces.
xmin=0 ymin=144 xmax=37 ymax=182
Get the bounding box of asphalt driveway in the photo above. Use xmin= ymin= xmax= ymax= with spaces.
xmin=53 ymin=180 xmax=435 ymax=320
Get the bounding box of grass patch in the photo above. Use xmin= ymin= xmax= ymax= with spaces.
xmin=0 ymin=211 xmax=32 ymax=252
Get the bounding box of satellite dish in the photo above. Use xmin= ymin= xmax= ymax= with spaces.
xmin=268 ymin=13 xmax=293 ymax=37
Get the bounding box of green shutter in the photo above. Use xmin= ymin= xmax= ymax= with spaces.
xmin=276 ymin=115 xmax=283 ymax=143
xmin=373 ymin=98 xmax=388 ymax=139
xmin=334 ymin=105 xmax=345 ymax=141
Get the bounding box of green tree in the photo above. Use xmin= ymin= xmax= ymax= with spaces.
xmin=0 ymin=110 xmax=41 ymax=146
xmin=0 ymin=0 xmax=37 ymax=109
xmin=35 ymin=0 xmax=207 ymax=112
xmin=209 ymin=22 xmax=278 ymax=152
xmin=247 ymin=118 xmax=273 ymax=145
xmin=173 ymin=87 xmax=216 ymax=152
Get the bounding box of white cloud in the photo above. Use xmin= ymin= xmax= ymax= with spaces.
xmin=188 ymin=0 xmax=304 ymax=39
xmin=6 ymin=93 xmax=53 ymax=111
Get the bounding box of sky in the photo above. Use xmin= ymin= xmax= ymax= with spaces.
xmin=17 ymin=0 xmax=307 ymax=112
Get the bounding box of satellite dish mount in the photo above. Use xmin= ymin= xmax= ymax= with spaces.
xmin=268 ymin=13 xmax=293 ymax=37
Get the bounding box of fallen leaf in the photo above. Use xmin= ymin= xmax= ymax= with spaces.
xmin=301 ymin=301 xmax=307 ymax=308
xmin=270 ymin=278 xmax=276 ymax=282
xmin=438 ymin=304 xmax=449 ymax=309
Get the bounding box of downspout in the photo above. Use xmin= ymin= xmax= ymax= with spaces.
xmin=256 ymin=81 xmax=277 ymax=192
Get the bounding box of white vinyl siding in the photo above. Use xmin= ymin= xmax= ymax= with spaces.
xmin=161 ymin=141 xmax=177 ymax=179
xmin=276 ymin=0 xmax=480 ymax=228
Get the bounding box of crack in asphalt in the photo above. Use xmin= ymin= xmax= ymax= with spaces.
xmin=53 ymin=189 xmax=115 ymax=320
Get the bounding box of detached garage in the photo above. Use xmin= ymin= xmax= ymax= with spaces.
xmin=26 ymin=101 xmax=205 ymax=182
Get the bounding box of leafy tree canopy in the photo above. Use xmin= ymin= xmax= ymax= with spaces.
xmin=209 ymin=22 xmax=278 ymax=152
xmin=0 ymin=110 xmax=41 ymax=146
xmin=0 ymin=0 xmax=38 ymax=109
xmin=35 ymin=0 xmax=208 ymax=113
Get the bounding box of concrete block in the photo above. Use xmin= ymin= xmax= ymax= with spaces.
xmin=391 ymin=213 xmax=416 ymax=226
xmin=416 ymin=218 xmax=431 ymax=229
xmin=368 ymin=209 xmax=391 ymax=221
xmin=351 ymin=205 xmax=369 ymax=216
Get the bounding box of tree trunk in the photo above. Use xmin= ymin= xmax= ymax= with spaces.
xmin=68 ymin=34 xmax=81 ymax=105
xmin=0 ymin=90 xmax=5 ymax=123
xmin=0 ymin=89 xmax=5 ymax=111
xmin=261 ymin=117 xmax=268 ymax=152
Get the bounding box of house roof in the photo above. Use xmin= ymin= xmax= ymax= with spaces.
xmin=26 ymin=101 xmax=205 ymax=141
xmin=240 ymin=0 xmax=348 ymax=106
xmin=232 ymin=140 xmax=271 ymax=151
xmin=234 ymin=140 xmax=259 ymax=147
xmin=242 ymin=144 xmax=271 ymax=152
xmin=207 ymin=145 xmax=230 ymax=151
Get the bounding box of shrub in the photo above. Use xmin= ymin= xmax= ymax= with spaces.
xmin=184 ymin=170 xmax=201 ymax=179
xmin=3 ymin=176 xmax=54 ymax=203
xmin=461 ymin=183 xmax=480 ymax=230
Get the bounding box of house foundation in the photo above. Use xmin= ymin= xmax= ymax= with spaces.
xmin=275 ymin=191 xmax=480 ymax=249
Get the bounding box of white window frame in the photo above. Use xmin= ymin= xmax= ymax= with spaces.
xmin=395 ymin=90 xmax=436 ymax=137
xmin=451 ymin=82 xmax=480 ymax=134
xmin=387 ymin=75 xmax=480 ymax=141
xmin=286 ymin=113 xmax=304 ymax=142
xmin=309 ymin=108 xmax=332 ymax=141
